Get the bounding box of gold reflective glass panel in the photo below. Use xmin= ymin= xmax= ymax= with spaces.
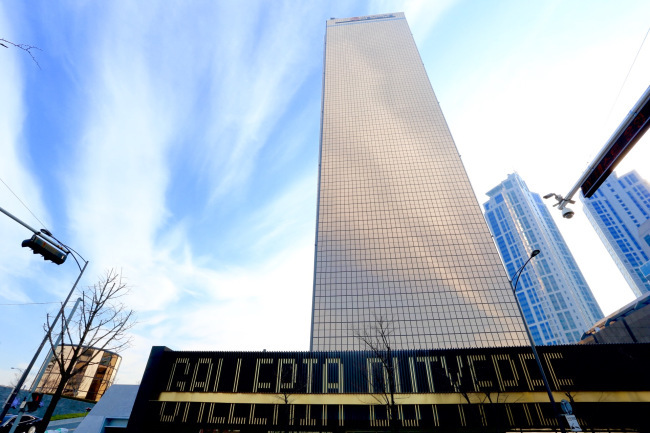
xmin=311 ymin=13 xmax=528 ymax=350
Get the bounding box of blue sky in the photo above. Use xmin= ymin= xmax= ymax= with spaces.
xmin=1 ymin=0 xmax=649 ymax=386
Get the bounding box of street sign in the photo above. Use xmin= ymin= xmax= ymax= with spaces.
xmin=565 ymin=414 xmax=582 ymax=432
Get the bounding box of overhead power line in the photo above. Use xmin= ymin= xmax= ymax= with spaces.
xmin=0 ymin=175 xmax=50 ymax=232
xmin=0 ymin=301 xmax=60 ymax=306
xmin=605 ymin=26 xmax=650 ymax=124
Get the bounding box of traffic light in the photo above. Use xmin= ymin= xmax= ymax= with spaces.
xmin=22 ymin=233 xmax=68 ymax=265
xmin=26 ymin=393 xmax=43 ymax=412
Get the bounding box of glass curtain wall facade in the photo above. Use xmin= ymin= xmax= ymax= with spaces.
xmin=310 ymin=13 xmax=529 ymax=351
xmin=581 ymin=170 xmax=650 ymax=296
xmin=34 ymin=345 xmax=121 ymax=402
xmin=484 ymin=173 xmax=603 ymax=344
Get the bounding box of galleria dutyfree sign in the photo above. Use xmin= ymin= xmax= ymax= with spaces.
xmin=127 ymin=344 xmax=650 ymax=432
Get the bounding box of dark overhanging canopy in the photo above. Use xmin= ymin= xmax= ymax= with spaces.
xmin=546 ymin=85 xmax=650 ymax=214
xmin=580 ymin=85 xmax=650 ymax=198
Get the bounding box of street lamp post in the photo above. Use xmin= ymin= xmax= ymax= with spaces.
xmin=511 ymin=250 xmax=566 ymax=433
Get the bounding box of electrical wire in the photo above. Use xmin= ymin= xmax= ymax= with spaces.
xmin=604 ymin=26 xmax=650 ymax=124
xmin=0 ymin=301 xmax=60 ymax=306
xmin=0 ymin=175 xmax=50 ymax=231
xmin=0 ymin=175 xmax=87 ymax=271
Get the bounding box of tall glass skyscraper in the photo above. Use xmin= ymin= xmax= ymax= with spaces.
xmin=310 ymin=13 xmax=529 ymax=351
xmin=581 ymin=171 xmax=650 ymax=297
xmin=484 ymin=173 xmax=603 ymax=344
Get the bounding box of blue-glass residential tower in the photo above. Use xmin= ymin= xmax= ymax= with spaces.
xmin=484 ymin=173 xmax=603 ymax=344
xmin=581 ymin=171 xmax=650 ymax=297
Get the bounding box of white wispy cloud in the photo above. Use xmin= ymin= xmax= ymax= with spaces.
xmin=371 ymin=0 xmax=458 ymax=42
xmin=0 ymin=4 xmax=53 ymax=301
xmin=198 ymin=3 xmax=322 ymax=201
xmin=2 ymin=0 xmax=647 ymax=389
xmin=115 ymin=238 xmax=314 ymax=383
xmin=43 ymin=1 xmax=321 ymax=382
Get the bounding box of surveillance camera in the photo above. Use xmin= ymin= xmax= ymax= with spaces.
xmin=562 ymin=207 xmax=575 ymax=219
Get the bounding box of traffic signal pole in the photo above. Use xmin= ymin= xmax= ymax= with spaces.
xmin=0 ymin=204 xmax=88 ymax=420
xmin=6 ymin=298 xmax=82 ymax=433
xmin=0 ymin=261 xmax=88 ymax=420
xmin=30 ymin=297 xmax=82 ymax=391
xmin=0 ymin=205 xmax=39 ymax=234
xmin=1 ymin=206 xmax=70 ymax=264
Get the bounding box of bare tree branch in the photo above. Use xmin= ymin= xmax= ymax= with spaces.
xmin=355 ymin=316 xmax=401 ymax=432
xmin=272 ymin=360 xmax=308 ymax=433
xmin=35 ymin=269 xmax=136 ymax=433
xmin=1 ymin=38 xmax=42 ymax=68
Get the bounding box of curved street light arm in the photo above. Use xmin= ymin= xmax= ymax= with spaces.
xmin=510 ymin=250 xmax=566 ymax=433
xmin=39 ymin=230 xmax=87 ymax=272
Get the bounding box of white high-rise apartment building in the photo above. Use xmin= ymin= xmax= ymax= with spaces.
xmin=310 ymin=13 xmax=529 ymax=351
xmin=581 ymin=170 xmax=650 ymax=296
xmin=484 ymin=173 xmax=603 ymax=344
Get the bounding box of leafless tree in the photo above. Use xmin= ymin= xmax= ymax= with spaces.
xmin=355 ymin=316 xmax=400 ymax=432
xmin=477 ymin=388 xmax=505 ymax=431
xmin=36 ymin=270 xmax=135 ymax=432
xmin=273 ymin=359 xmax=307 ymax=433
xmin=1 ymin=38 xmax=41 ymax=68
xmin=9 ymin=370 xmax=25 ymax=390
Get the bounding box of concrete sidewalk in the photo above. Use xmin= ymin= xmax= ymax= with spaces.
xmin=46 ymin=417 xmax=85 ymax=432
